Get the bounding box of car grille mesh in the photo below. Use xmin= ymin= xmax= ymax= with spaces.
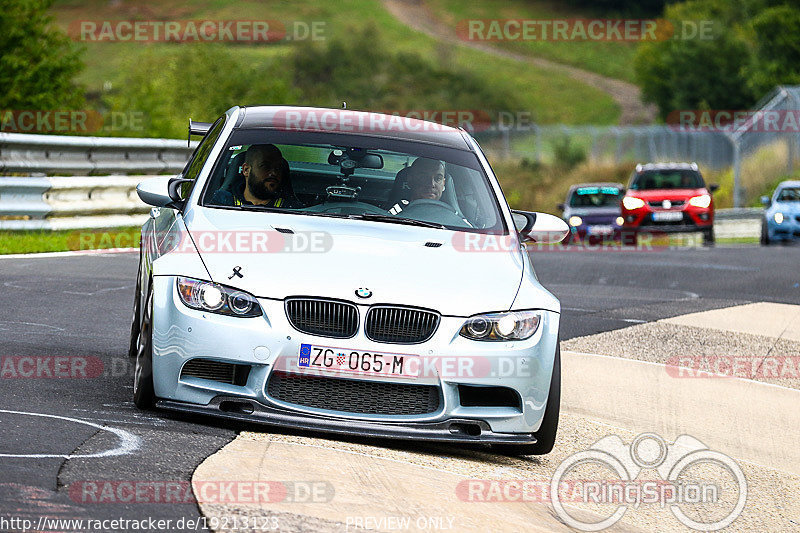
xmin=180 ymin=359 xmax=249 ymax=385
xmin=285 ymin=298 xmax=358 ymax=338
xmin=365 ymin=306 xmax=440 ymax=343
xmin=267 ymin=371 xmax=440 ymax=415
xmin=648 ymin=200 xmax=685 ymax=207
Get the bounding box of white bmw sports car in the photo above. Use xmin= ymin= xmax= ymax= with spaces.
xmin=130 ymin=106 xmax=568 ymax=455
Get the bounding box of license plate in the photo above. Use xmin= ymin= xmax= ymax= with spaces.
xmin=298 ymin=344 xmax=419 ymax=378
xmin=652 ymin=211 xmax=683 ymax=221
xmin=588 ymin=225 xmax=614 ymax=234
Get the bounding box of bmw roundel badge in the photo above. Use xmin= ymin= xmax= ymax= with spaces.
xmin=355 ymin=288 xmax=372 ymax=299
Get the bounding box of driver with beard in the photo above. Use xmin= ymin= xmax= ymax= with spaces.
xmin=212 ymin=144 xmax=301 ymax=208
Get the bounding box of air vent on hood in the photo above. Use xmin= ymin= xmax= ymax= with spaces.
xmin=424 ymin=242 xmax=443 ymax=247
xmin=274 ymin=227 xmax=294 ymax=234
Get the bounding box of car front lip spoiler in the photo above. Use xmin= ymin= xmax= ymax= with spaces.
xmin=627 ymin=224 xmax=710 ymax=233
xmin=156 ymin=396 xmax=536 ymax=445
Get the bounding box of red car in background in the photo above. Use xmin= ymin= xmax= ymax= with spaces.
xmin=621 ymin=162 xmax=718 ymax=245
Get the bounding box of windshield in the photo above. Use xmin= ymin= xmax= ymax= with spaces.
xmin=569 ymin=186 xmax=623 ymax=207
xmin=201 ymin=131 xmax=504 ymax=233
xmin=777 ymin=187 xmax=800 ymax=202
xmin=630 ymin=170 xmax=704 ymax=190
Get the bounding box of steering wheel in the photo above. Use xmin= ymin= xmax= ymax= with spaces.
xmin=403 ymin=199 xmax=458 ymax=214
xmin=400 ymin=199 xmax=472 ymax=227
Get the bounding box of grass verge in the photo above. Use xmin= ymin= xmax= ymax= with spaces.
xmin=0 ymin=227 xmax=140 ymax=255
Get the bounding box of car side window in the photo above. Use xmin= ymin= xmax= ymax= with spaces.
xmin=179 ymin=117 xmax=226 ymax=197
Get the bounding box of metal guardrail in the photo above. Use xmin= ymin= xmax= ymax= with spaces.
xmin=0 ymin=132 xmax=196 ymax=176
xmin=0 ymin=132 xmax=196 ymax=230
xmin=0 ymin=133 xmax=766 ymax=237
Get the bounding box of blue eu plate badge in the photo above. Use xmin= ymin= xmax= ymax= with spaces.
xmin=299 ymin=343 xmax=311 ymax=367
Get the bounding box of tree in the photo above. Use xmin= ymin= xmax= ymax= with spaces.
xmin=0 ymin=0 xmax=84 ymax=109
xmin=633 ymin=0 xmax=755 ymax=119
xmin=746 ymin=5 xmax=800 ymax=96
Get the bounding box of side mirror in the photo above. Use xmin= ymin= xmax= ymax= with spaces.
xmin=760 ymin=195 xmax=771 ymax=206
xmin=137 ymin=176 xmax=193 ymax=209
xmin=556 ymin=202 xmax=565 ymax=211
xmin=709 ymin=184 xmax=720 ymax=193
xmin=512 ymin=210 xmax=569 ymax=244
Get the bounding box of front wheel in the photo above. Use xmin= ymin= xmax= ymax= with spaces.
xmin=760 ymin=220 xmax=770 ymax=246
xmin=133 ymin=285 xmax=156 ymax=409
xmin=702 ymin=227 xmax=715 ymax=246
xmin=494 ymin=345 xmax=561 ymax=456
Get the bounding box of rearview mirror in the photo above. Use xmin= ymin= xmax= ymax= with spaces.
xmin=556 ymin=203 xmax=565 ymax=211
xmin=709 ymin=183 xmax=720 ymax=193
xmin=512 ymin=210 xmax=569 ymax=244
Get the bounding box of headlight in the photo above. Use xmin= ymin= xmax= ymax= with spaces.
xmin=688 ymin=194 xmax=711 ymax=208
xmin=622 ymin=197 xmax=645 ymax=210
xmin=615 ymin=216 xmax=624 ymax=226
xmin=774 ymin=212 xmax=784 ymax=224
xmin=176 ymin=277 xmax=262 ymax=317
xmin=568 ymin=216 xmax=583 ymax=227
xmin=460 ymin=311 xmax=541 ymax=341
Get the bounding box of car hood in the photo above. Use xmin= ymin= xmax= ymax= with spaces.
xmin=627 ymin=188 xmax=707 ymax=201
xmin=564 ymin=206 xmax=620 ymax=219
xmin=183 ymin=207 xmax=528 ymax=317
xmin=772 ymin=201 xmax=800 ymax=213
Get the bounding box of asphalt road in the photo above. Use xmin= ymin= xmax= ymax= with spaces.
xmin=0 ymin=244 xmax=798 ymax=531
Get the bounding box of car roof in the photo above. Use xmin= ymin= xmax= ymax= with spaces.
xmin=777 ymin=180 xmax=800 ymax=188
xmin=235 ymin=106 xmax=472 ymax=150
xmin=635 ymin=162 xmax=699 ymax=172
xmin=569 ymin=182 xmax=625 ymax=191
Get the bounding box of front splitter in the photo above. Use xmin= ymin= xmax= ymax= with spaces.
xmin=156 ymin=396 xmax=536 ymax=445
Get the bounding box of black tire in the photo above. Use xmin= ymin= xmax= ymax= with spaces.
xmin=760 ymin=220 xmax=770 ymax=246
xmin=133 ymin=284 xmax=156 ymax=409
xmin=127 ymin=253 xmax=143 ymax=359
xmin=702 ymin=227 xmax=715 ymax=246
xmin=494 ymin=345 xmax=561 ymax=456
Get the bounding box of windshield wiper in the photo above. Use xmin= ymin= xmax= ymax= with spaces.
xmin=234 ymin=205 xmax=443 ymax=228
xmin=236 ymin=205 xmax=350 ymax=219
xmin=236 ymin=204 xmax=285 ymax=213
xmin=348 ymin=213 xmax=445 ymax=229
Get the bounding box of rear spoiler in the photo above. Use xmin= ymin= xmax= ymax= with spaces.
xmin=187 ymin=119 xmax=212 ymax=146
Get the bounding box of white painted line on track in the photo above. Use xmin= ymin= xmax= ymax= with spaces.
xmin=0 ymin=409 xmax=141 ymax=459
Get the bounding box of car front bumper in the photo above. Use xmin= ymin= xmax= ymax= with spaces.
xmin=150 ymin=276 xmax=560 ymax=441
xmin=767 ymin=216 xmax=800 ymax=241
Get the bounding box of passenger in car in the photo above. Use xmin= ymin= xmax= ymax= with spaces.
xmin=211 ymin=144 xmax=301 ymax=208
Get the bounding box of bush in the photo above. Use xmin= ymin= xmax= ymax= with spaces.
xmin=290 ymin=24 xmax=523 ymax=117
xmin=551 ymin=135 xmax=587 ymax=170
xmin=108 ymin=45 xmax=296 ymax=138
xmin=0 ymin=0 xmax=84 ymax=110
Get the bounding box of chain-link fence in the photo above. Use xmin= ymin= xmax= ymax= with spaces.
xmin=475 ymin=85 xmax=800 ymax=207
